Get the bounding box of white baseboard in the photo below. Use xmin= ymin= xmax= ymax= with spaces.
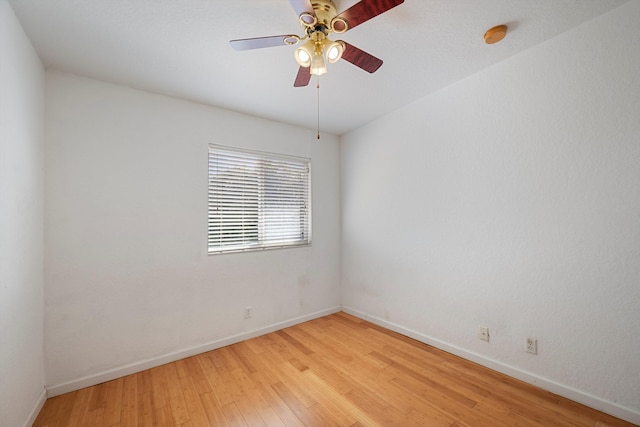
xmin=342 ymin=306 xmax=640 ymax=426
xmin=23 ymin=388 xmax=47 ymax=427
xmin=46 ymin=306 xmax=341 ymax=398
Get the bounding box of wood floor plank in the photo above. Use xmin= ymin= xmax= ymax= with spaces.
xmin=136 ymin=370 xmax=156 ymax=426
xmin=198 ymin=392 xmax=228 ymax=426
xmin=300 ymin=370 xmax=366 ymax=426
xmin=381 ymin=343 xmax=494 ymax=400
xmin=391 ymin=375 xmax=512 ymax=427
xmin=103 ymin=377 xmax=124 ymax=427
xmin=178 ymin=376 xmax=211 ymax=427
xmin=275 ymin=330 xmax=314 ymax=356
xmin=149 ymin=365 xmax=170 ymax=411
xmin=228 ymin=342 xmax=258 ymax=374
xmin=182 ymin=354 xmax=213 ymax=396
xmin=33 ymin=390 xmax=78 ymax=427
xmin=163 ymin=363 xmax=190 ymax=425
xmin=119 ymin=374 xmax=138 ymax=427
xmin=209 ymin=359 xmax=245 ymax=407
xmin=271 ymin=381 xmax=325 ymax=426
xmin=405 ymin=406 xmax=463 ymax=427
xmin=371 ymin=350 xmax=479 ymax=409
xmin=250 ymin=371 xmax=306 ymax=427
xmin=153 ymin=404 xmax=174 ymax=426
xmin=88 ymin=381 xmax=108 ymax=412
xmin=252 ymin=340 xmax=304 ymax=387
xmin=301 ymin=353 xmax=354 ymax=396
xmin=81 ymin=407 xmax=105 ymax=427
xmin=278 ymin=358 xmax=325 ymax=409
xmin=382 ymin=347 xmax=513 ymax=420
xmin=33 ymin=312 xmax=636 ymax=427
xmin=66 ymin=387 xmax=94 ymax=427
xmin=228 ymin=367 xmax=270 ymax=426
xmin=220 ymin=401 xmax=249 ymax=426
xmin=137 ymin=392 xmax=156 ymax=427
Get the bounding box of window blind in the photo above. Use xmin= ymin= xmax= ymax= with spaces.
xmin=208 ymin=145 xmax=311 ymax=254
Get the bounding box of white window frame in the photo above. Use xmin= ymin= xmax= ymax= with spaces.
xmin=207 ymin=144 xmax=311 ymax=254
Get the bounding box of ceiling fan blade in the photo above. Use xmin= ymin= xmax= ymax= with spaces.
xmin=230 ymin=35 xmax=295 ymax=51
xmin=336 ymin=0 xmax=404 ymax=31
xmin=289 ymin=0 xmax=315 ymax=18
xmin=341 ymin=42 xmax=383 ymax=73
xmin=294 ymin=66 xmax=312 ymax=87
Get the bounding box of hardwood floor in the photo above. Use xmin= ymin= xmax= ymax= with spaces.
xmin=33 ymin=312 xmax=634 ymax=427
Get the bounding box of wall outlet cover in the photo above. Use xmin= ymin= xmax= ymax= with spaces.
xmin=478 ymin=327 xmax=490 ymax=342
xmin=526 ymin=337 xmax=537 ymax=354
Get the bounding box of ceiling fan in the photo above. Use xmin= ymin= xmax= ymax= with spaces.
xmin=230 ymin=0 xmax=405 ymax=87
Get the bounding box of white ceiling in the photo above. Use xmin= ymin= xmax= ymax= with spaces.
xmin=8 ymin=0 xmax=630 ymax=135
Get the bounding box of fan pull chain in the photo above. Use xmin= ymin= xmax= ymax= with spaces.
xmin=316 ymin=75 xmax=321 ymax=140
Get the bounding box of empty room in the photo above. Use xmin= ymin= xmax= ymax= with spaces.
xmin=1 ymin=0 xmax=639 ymax=426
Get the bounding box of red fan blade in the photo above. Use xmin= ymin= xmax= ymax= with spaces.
xmin=294 ymin=66 xmax=312 ymax=87
xmin=336 ymin=0 xmax=404 ymax=31
xmin=341 ymin=42 xmax=383 ymax=73
xmin=230 ymin=35 xmax=296 ymax=51
xmin=289 ymin=0 xmax=315 ymax=18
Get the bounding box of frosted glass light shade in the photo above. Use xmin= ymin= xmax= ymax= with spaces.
xmin=325 ymin=40 xmax=344 ymax=64
xmin=310 ymin=54 xmax=327 ymax=75
xmin=295 ymin=45 xmax=312 ymax=67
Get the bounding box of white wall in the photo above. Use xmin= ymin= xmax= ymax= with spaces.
xmin=341 ymin=1 xmax=640 ymax=423
xmin=44 ymin=71 xmax=341 ymax=392
xmin=0 ymin=2 xmax=46 ymax=426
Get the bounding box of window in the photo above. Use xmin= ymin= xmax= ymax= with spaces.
xmin=208 ymin=145 xmax=311 ymax=254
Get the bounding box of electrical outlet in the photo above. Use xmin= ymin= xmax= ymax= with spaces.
xmin=478 ymin=327 xmax=490 ymax=342
xmin=244 ymin=306 xmax=252 ymax=319
xmin=525 ymin=337 xmax=537 ymax=354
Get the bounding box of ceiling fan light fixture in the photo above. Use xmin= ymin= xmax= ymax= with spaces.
xmin=294 ymin=39 xmax=314 ymax=67
xmin=310 ymin=53 xmax=327 ymax=76
xmin=230 ymin=0 xmax=405 ymax=86
xmin=295 ymin=48 xmax=311 ymax=67
xmin=325 ymin=40 xmax=344 ymax=63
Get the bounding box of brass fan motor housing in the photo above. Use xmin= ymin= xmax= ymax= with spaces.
xmin=311 ymin=1 xmax=337 ymax=26
xmin=304 ymin=0 xmax=348 ymax=34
